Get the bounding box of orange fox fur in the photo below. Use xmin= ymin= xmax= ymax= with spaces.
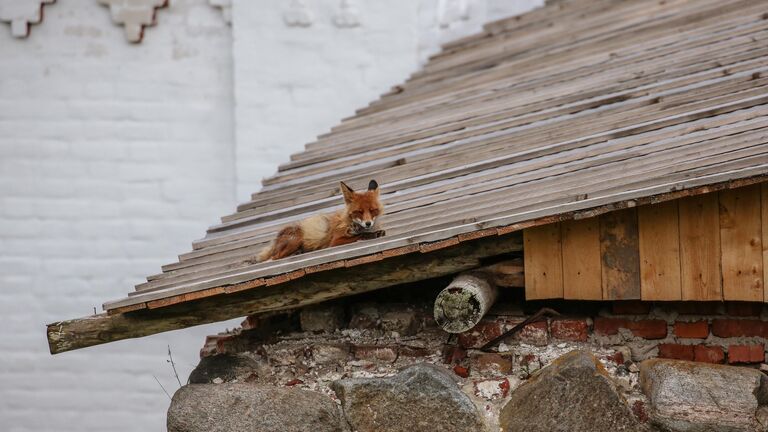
xmin=257 ymin=180 xmax=384 ymax=262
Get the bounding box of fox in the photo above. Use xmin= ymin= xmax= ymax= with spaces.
xmin=256 ymin=180 xmax=385 ymax=262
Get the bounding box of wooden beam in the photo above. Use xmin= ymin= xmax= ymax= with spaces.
xmin=479 ymin=258 xmax=524 ymax=287
xmin=47 ymin=232 xmax=522 ymax=354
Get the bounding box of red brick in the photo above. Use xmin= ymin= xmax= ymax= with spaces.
xmin=399 ymin=346 xmax=430 ymax=357
xmin=658 ymin=344 xmax=694 ymax=361
xmin=453 ymin=365 xmax=469 ymax=378
xmin=499 ymin=378 xmax=511 ymax=397
xmin=458 ymin=318 xmax=519 ymax=349
xmin=693 ymin=345 xmax=725 ymax=364
xmin=594 ymin=318 xmax=667 ymax=339
xmin=728 ymin=344 xmax=764 ymax=364
xmin=608 ymin=351 xmax=625 ymax=366
xmin=551 ymin=319 xmax=589 ymax=342
xmin=725 ymin=302 xmax=764 ymax=317
xmin=628 ymin=320 xmax=668 ymax=339
xmin=471 ymin=353 xmax=513 ymax=374
xmin=612 ymin=301 xmax=652 ymax=315
xmin=594 ymin=317 xmax=626 ymax=336
xmin=516 ymin=321 xmax=549 ymax=346
xmin=711 ymin=319 xmax=768 ymax=338
xmin=674 ymin=321 xmax=709 ymax=339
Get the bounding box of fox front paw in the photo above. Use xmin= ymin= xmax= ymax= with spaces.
xmin=359 ymin=229 xmax=386 ymax=240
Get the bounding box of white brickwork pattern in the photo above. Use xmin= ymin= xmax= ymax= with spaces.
xmin=0 ymin=0 xmax=540 ymax=430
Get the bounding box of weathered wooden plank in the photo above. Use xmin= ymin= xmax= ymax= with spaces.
xmin=764 ymin=183 xmax=768 ymax=302
xmin=524 ymin=223 xmax=563 ymax=300
xmin=49 ymin=232 xmax=523 ymax=354
xmin=638 ymin=201 xmax=682 ymax=300
xmin=561 ymin=217 xmax=602 ymax=300
xmin=110 ymin=167 xmax=768 ymax=311
xmin=599 ymin=208 xmax=641 ymax=300
xmin=243 ymin=86 xmax=768 ymax=213
xmin=719 ymin=185 xmax=764 ymax=301
xmin=679 ymin=193 xmax=722 ymax=301
xmin=195 ymin=113 xmax=768 ymax=258
xmin=145 ymin=115 xmax=767 ymax=291
xmin=480 ymin=258 xmax=524 ymax=288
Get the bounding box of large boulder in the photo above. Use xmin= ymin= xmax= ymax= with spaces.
xmin=331 ymin=363 xmax=485 ymax=432
xmin=167 ymin=383 xmax=349 ymax=432
xmin=640 ymin=358 xmax=768 ymax=432
xmin=499 ymin=350 xmax=640 ymax=432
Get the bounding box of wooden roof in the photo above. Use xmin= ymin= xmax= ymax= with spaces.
xmin=49 ymin=0 xmax=768 ymax=353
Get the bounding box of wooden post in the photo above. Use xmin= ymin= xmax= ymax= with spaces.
xmin=434 ymin=273 xmax=498 ymax=333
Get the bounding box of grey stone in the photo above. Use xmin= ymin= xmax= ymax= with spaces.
xmin=380 ymin=309 xmax=418 ymax=335
xmin=640 ymin=358 xmax=768 ymax=432
xmin=168 ymin=383 xmax=349 ymax=432
xmin=348 ymin=305 xmax=380 ymax=330
xmin=499 ymin=350 xmax=641 ymax=432
xmin=300 ymin=304 xmax=346 ymax=332
xmin=331 ymin=363 xmax=484 ymax=432
xmin=188 ymin=354 xmax=259 ymax=384
xmin=312 ymin=344 xmax=350 ymax=364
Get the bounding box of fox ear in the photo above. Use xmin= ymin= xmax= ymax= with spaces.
xmin=339 ymin=181 xmax=355 ymax=203
xmin=368 ymin=180 xmax=379 ymax=192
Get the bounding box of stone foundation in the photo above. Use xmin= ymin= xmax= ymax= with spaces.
xmin=177 ymin=297 xmax=768 ymax=431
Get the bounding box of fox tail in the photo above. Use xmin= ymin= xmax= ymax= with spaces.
xmin=256 ymin=241 xmax=274 ymax=262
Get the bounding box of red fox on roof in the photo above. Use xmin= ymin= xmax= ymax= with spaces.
xmin=256 ymin=180 xmax=385 ymax=262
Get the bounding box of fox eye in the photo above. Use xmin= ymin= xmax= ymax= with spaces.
xmin=371 ymin=209 xmax=379 ymax=217
xmin=351 ymin=211 xmax=363 ymax=218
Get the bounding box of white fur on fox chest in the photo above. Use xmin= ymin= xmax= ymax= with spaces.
xmin=299 ymin=213 xmax=333 ymax=250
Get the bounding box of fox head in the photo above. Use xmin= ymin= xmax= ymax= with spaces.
xmin=339 ymin=180 xmax=383 ymax=233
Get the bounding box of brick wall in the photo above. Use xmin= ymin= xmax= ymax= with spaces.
xmin=196 ymin=299 xmax=768 ymax=430
xmin=205 ymin=301 xmax=768 ymax=367
xmin=0 ymin=1 xmax=542 ymax=430
xmin=0 ymin=2 xmax=239 ymax=431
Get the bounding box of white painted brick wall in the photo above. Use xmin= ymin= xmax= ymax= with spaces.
xmin=0 ymin=0 xmax=541 ymax=430
xmin=0 ymin=1 xmax=239 ymax=431
xmin=232 ymin=0 xmax=543 ymax=200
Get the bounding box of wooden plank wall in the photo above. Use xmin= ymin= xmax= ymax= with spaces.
xmin=524 ymin=183 xmax=767 ymax=301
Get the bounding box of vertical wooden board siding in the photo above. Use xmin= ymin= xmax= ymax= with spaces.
xmin=599 ymin=208 xmax=641 ymax=300
xmin=762 ymin=183 xmax=768 ymax=302
xmin=719 ymin=185 xmax=764 ymax=301
xmin=679 ymin=194 xmax=723 ymax=301
xmin=561 ymin=218 xmax=602 ymax=300
xmin=638 ymin=201 xmax=682 ymax=300
xmin=523 ymin=223 xmax=564 ymax=300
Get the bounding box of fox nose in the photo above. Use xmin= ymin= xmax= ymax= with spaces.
xmin=364 ymin=221 xmax=372 ymax=228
